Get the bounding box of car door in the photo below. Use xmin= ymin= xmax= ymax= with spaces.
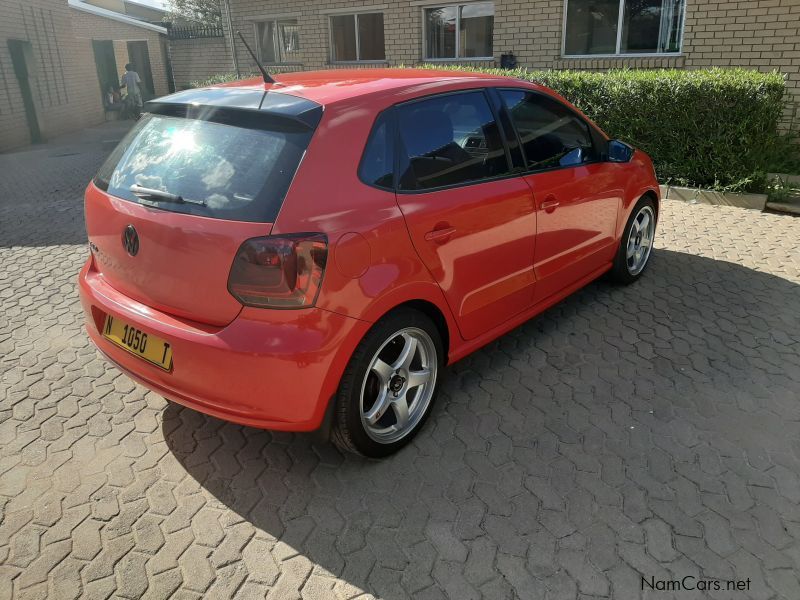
xmin=393 ymin=90 xmax=537 ymax=341
xmin=497 ymin=89 xmax=622 ymax=304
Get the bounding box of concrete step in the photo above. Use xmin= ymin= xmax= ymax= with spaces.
xmin=765 ymin=198 xmax=800 ymax=215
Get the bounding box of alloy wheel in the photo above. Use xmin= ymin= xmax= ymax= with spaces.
xmin=626 ymin=205 xmax=655 ymax=275
xmin=359 ymin=327 xmax=438 ymax=444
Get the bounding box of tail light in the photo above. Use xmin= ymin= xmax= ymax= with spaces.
xmin=228 ymin=234 xmax=327 ymax=309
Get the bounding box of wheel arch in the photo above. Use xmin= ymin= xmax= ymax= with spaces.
xmin=360 ymin=297 xmax=455 ymax=365
xmin=389 ymin=299 xmax=451 ymax=364
xmin=618 ymin=185 xmax=660 ymax=240
xmin=357 ymin=281 xmax=460 ymax=363
xmin=641 ymin=188 xmax=660 ymax=219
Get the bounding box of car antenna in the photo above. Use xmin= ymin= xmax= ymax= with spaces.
xmin=236 ymin=31 xmax=275 ymax=84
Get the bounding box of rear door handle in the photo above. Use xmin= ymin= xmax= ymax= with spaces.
xmin=541 ymin=198 xmax=560 ymax=212
xmin=424 ymin=226 xmax=456 ymax=244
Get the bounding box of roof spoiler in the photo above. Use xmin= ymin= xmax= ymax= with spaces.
xmin=143 ymin=88 xmax=323 ymax=130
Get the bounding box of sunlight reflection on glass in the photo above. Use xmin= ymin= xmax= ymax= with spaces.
xmin=166 ymin=127 xmax=198 ymax=156
xmin=103 ymin=114 xmax=295 ymax=220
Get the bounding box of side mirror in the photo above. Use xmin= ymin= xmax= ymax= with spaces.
xmin=607 ymin=139 xmax=634 ymax=163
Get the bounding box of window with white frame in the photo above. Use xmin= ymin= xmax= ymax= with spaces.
xmin=563 ymin=0 xmax=685 ymax=56
xmin=330 ymin=12 xmax=386 ymax=62
xmin=256 ymin=19 xmax=301 ymax=63
xmin=424 ymin=2 xmax=494 ymax=60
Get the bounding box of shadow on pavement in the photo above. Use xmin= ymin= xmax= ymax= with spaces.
xmin=0 ymin=121 xmax=131 ymax=248
xmin=161 ymin=248 xmax=800 ymax=599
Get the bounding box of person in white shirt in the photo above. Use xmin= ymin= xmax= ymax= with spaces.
xmin=120 ymin=63 xmax=143 ymax=118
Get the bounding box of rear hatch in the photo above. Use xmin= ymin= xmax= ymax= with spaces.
xmin=86 ymin=88 xmax=322 ymax=326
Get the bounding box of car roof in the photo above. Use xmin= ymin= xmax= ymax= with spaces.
xmin=213 ymin=68 xmax=539 ymax=106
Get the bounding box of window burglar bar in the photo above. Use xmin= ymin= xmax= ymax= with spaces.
xmin=168 ymin=25 xmax=224 ymax=40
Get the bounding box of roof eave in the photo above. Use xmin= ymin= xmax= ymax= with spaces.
xmin=68 ymin=0 xmax=168 ymax=34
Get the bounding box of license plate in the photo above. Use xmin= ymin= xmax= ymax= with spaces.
xmin=102 ymin=315 xmax=173 ymax=371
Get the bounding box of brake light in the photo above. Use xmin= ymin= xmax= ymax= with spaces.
xmin=228 ymin=234 xmax=328 ymax=309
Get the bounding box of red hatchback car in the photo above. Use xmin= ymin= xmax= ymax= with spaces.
xmin=79 ymin=69 xmax=659 ymax=457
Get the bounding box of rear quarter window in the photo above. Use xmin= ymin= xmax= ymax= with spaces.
xmin=94 ymin=113 xmax=315 ymax=223
xmin=358 ymin=110 xmax=395 ymax=190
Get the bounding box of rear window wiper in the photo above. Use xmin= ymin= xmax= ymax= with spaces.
xmin=130 ymin=184 xmax=206 ymax=206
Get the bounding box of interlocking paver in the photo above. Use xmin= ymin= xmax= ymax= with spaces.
xmin=2 ymin=122 xmax=800 ymax=598
xmin=642 ymin=518 xmax=678 ymax=562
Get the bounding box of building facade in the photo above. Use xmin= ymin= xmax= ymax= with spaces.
xmin=222 ymin=0 xmax=800 ymax=122
xmin=0 ymin=0 xmax=170 ymax=152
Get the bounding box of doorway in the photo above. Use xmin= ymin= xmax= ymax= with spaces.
xmin=8 ymin=39 xmax=42 ymax=144
xmin=92 ymin=39 xmax=118 ymax=101
xmin=126 ymin=41 xmax=155 ymax=100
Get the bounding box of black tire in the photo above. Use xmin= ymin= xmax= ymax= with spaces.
xmin=609 ymin=195 xmax=658 ymax=284
xmin=331 ymin=307 xmax=444 ymax=458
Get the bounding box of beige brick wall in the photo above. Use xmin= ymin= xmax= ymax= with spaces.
xmin=0 ymin=1 xmax=169 ymax=153
xmin=684 ymin=0 xmax=800 ymax=124
xmin=224 ymin=0 xmax=800 ymax=124
xmin=0 ymin=1 xmax=96 ymax=151
xmin=224 ymin=0 xmax=450 ymax=73
xmin=169 ymin=36 xmax=234 ymax=89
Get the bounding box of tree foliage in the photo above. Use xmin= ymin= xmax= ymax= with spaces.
xmin=165 ymin=0 xmax=222 ymax=26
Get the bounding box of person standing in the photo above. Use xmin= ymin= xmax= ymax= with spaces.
xmin=120 ymin=63 xmax=143 ymax=119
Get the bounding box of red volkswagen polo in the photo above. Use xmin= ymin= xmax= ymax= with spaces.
xmin=79 ymin=69 xmax=659 ymax=457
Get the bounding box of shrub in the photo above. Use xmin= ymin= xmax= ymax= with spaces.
xmin=186 ymin=72 xmax=245 ymax=89
xmin=420 ymin=65 xmax=788 ymax=192
xmin=762 ymin=129 xmax=800 ymax=176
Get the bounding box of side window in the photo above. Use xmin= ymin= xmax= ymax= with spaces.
xmin=499 ymin=89 xmax=597 ymax=170
xmin=358 ymin=111 xmax=394 ymax=189
xmin=396 ymin=91 xmax=509 ymax=191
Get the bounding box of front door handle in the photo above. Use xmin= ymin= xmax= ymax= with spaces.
xmin=541 ymin=197 xmax=560 ymax=213
xmin=424 ymin=226 xmax=456 ymax=244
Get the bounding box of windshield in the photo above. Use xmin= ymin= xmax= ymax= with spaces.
xmin=94 ymin=113 xmax=315 ymax=222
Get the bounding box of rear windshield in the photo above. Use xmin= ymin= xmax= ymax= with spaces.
xmin=94 ymin=113 xmax=314 ymax=222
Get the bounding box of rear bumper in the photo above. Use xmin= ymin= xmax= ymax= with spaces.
xmin=78 ymin=258 xmax=370 ymax=431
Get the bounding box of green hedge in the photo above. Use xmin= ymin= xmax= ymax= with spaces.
xmin=186 ymin=72 xmax=242 ymax=89
xmin=421 ymin=66 xmax=788 ymax=192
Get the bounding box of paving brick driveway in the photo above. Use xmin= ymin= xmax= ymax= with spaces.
xmin=1 ymin=123 xmax=800 ymax=600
